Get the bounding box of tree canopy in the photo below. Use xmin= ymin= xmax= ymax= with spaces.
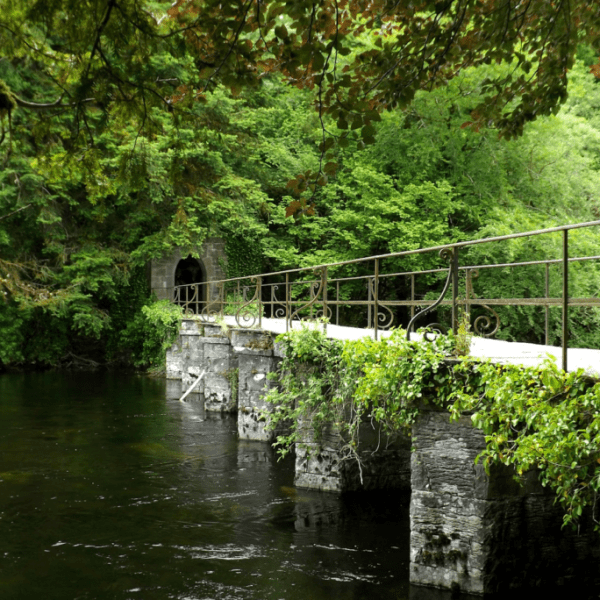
xmin=2 ymin=0 xmax=600 ymax=146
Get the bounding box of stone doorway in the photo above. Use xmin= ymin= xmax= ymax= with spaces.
xmin=149 ymin=239 xmax=227 ymax=306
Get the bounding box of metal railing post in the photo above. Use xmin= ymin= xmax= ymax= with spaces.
xmin=465 ymin=269 xmax=471 ymax=319
xmin=322 ymin=267 xmax=328 ymax=336
xmin=257 ymin=276 xmax=263 ymax=330
xmin=410 ymin=273 xmax=415 ymax=327
xmin=336 ymin=281 xmax=340 ymax=326
xmin=545 ymin=263 xmax=550 ymax=346
xmin=374 ymin=258 xmax=379 ymax=341
xmin=562 ymin=231 xmax=569 ymax=371
xmin=452 ymin=247 xmax=459 ymax=335
xmin=367 ymin=278 xmax=372 ymax=329
xmin=286 ymin=273 xmax=290 ymax=332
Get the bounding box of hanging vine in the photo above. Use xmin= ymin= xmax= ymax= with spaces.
xmin=264 ymin=325 xmax=600 ymax=532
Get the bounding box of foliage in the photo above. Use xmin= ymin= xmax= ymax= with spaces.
xmin=1 ymin=0 xmax=599 ymax=218
xmin=3 ymin=0 xmax=595 ymax=142
xmin=224 ymin=234 xmax=264 ymax=279
xmin=132 ymin=300 xmax=183 ymax=369
xmin=264 ymin=324 xmax=357 ymax=461
xmin=0 ymin=54 xmax=270 ymax=366
xmin=3 ymin=0 xmax=600 ymax=367
xmin=449 ymin=359 xmax=600 ymax=529
xmin=454 ymin=310 xmax=472 ymax=357
xmin=265 ymin=326 xmax=600 ymax=531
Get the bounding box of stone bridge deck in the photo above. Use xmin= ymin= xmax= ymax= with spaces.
xmin=215 ymin=316 xmax=600 ymax=377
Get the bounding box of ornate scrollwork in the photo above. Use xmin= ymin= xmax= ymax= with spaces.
xmin=423 ymin=323 xmax=448 ymax=341
xmin=235 ymin=277 xmax=261 ymax=328
xmin=473 ymin=311 xmax=500 ymax=337
xmin=289 ymin=269 xmax=325 ymax=324
xmin=179 ymin=284 xmax=199 ymax=316
xmin=466 ymin=269 xmax=500 ymax=338
xmin=377 ymin=304 xmax=395 ymax=330
xmin=316 ymin=306 xmax=334 ymax=321
xmin=199 ymin=282 xmax=223 ymax=323
xmin=368 ymin=278 xmax=395 ymax=330
xmin=439 ymin=247 xmax=453 ymax=262
xmin=270 ymin=285 xmax=288 ymax=319
xmin=406 ymin=248 xmax=454 ymax=341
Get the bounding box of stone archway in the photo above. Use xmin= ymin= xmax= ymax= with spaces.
xmin=149 ymin=238 xmax=227 ymax=305
xmin=175 ymin=255 xmax=204 ymax=287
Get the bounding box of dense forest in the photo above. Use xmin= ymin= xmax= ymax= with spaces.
xmin=2 ymin=1 xmax=600 ymax=369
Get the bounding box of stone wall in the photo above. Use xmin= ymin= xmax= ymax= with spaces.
xmin=166 ymin=320 xmax=411 ymax=491
xmin=150 ymin=238 xmax=227 ymax=301
xmin=294 ymin=420 xmax=412 ymax=493
xmin=166 ymin=321 xmax=237 ymax=412
xmin=409 ymin=409 xmax=600 ymax=595
xmin=167 ymin=322 xmax=280 ymax=420
xmin=232 ymin=329 xmax=281 ymax=442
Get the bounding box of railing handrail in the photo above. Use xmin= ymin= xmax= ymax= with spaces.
xmin=171 ymin=253 xmax=600 ymax=289
xmin=174 ymin=219 xmax=600 ymax=287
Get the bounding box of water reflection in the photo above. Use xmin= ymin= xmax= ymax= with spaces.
xmin=0 ymin=372 xmax=414 ymax=599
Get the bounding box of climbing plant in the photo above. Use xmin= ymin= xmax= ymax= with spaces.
xmin=264 ymin=324 xmax=360 ymax=463
xmin=264 ymin=326 xmax=600 ymax=532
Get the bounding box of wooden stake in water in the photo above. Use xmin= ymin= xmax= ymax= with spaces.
xmin=179 ymin=370 xmax=206 ymax=402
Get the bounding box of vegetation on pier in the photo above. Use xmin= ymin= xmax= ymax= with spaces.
xmin=265 ymin=325 xmax=600 ymax=532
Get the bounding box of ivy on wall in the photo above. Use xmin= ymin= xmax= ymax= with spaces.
xmin=264 ymin=326 xmax=600 ymax=531
xmin=224 ymin=234 xmax=265 ymax=279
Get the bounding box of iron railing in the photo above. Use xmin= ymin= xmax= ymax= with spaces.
xmin=172 ymin=220 xmax=600 ymax=371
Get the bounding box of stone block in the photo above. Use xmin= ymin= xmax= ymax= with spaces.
xmin=410 ymin=489 xmax=488 ymax=594
xmin=237 ymin=407 xmax=273 ymax=442
xmin=205 ymin=344 xmax=231 ymax=359
xmin=292 ymin=417 xmax=411 ymax=493
xmin=231 ymin=329 xmax=274 ymax=354
xmin=294 ymin=443 xmax=344 ymax=493
xmin=237 ymin=350 xmax=281 ymax=439
xmin=203 ymin=324 xmax=226 ymax=338
xmin=180 ymin=319 xmax=204 ymax=335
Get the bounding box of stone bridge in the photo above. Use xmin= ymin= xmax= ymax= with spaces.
xmin=166 ymin=319 xmax=600 ymax=596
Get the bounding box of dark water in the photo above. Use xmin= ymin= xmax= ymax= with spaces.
xmin=0 ymin=372 xmax=413 ymax=600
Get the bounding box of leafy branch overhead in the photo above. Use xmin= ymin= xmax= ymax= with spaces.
xmin=0 ymin=0 xmax=597 ymax=220
xmin=2 ymin=1 xmax=600 ymax=161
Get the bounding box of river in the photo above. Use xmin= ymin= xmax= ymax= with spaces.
xmin=0 ymin=371 xmax=421 ymax=600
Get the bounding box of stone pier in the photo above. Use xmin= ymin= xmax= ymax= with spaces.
xmin=167 ymin=321 xmax=238 ymax=412
xmin=167 ymin=321 xmax=283 ymax=433
xmin=409 ymin=410 xmax=600 ymax=595
xmin=231 ymin=328 xmax=281 ymax=442
xmin=294 ymin=420 xmax=412 ymax=493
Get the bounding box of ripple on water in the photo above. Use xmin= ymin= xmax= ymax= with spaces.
xmin=0 ymin=372 xmax=412 ymax=600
